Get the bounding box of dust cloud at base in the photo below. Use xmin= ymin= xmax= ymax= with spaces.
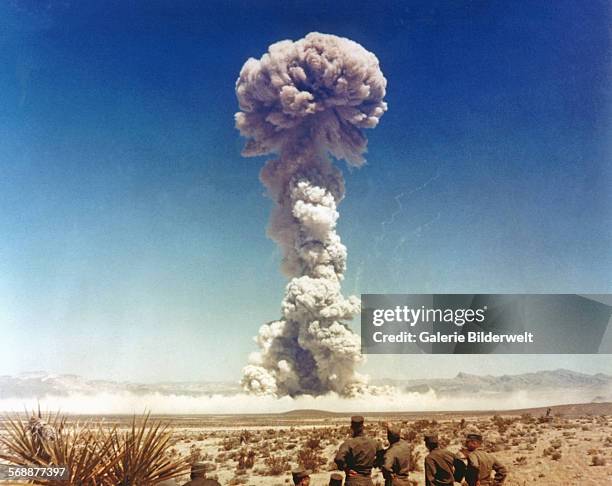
xmin=0 ymin=389 xmax=584 ymax=415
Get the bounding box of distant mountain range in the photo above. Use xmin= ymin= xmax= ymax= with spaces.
xmin=1 ymin=369 xmax=611 ymax=402
xmin=0 ymin=371 xmax=241 ymax=399
xmin=372 ymin=369 xmax=612 ymax=399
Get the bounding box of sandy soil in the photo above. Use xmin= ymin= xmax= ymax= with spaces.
xmin=2 ymin=403 xmax=612 ymax=485
xmin=157 ymin=403 xmax=612 ymax=485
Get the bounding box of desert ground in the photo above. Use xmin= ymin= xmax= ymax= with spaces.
xmin=2 ymin=403 xmax=612 ymax=485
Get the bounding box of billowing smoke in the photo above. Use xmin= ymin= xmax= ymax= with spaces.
xmin=235 ymin=33 xmax=387 ymax=397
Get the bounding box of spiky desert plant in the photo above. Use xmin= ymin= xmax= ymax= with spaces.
xmin=44 ymin=422 xmax=119 ymax=485
xmin=0 ymin=409 xmax=118 ymax=485
xmin=105 ymin=413 xmax=190 ymax=485
xmin=0 ymin=410 xmax=63 ymax=467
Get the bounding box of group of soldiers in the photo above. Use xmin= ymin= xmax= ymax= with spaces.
xmin=178 ymin=415 xmax=507 ymax=486
xmin=294 ymin=415 xmax=507 ymax=486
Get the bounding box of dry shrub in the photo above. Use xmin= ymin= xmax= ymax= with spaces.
xmin=407 ymin=446 xmax=422 ymax=473
xmin=105 ymin=413 xmax=191 ymax=485
xmin=0 ymin=410 xmax=118 ymax=485
xmin=236 ymin=448 xmax=255 ymax=470
xmin=296 ymin=437 xmax=326 ymax=472
xmin=264 ymin=454 xmax=290 ymax=475
xmin=0 ymin=410 xmax=189 ymax=485
xmin=514 ymin=456 xmax=527 ymax=466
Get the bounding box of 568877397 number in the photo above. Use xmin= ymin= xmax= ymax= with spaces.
xmin=0 ymin=465 xmax=69 ymax=480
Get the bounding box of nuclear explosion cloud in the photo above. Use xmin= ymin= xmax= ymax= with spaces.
xmin=235 ymin=32 xmax=387 ymax=397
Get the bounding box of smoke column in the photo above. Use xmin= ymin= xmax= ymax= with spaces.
xmin=235 ymin=33 xmax=387 ymax=397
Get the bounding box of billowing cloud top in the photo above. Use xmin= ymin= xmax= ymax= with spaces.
xmin=235 ymin=32 xmax=387 ymax=165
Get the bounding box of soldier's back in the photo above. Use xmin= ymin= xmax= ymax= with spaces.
xmin=343 ymin=435 xmax=378 ymax=473
xmin=424 ymin=448 xmax=456 ymax=485
xmin=466 ymin=449 xmax=506 ymax=485
xmin=335 ymin=434 xmax=380 ymax=485
xmin=382 ymin=439 xmax=412 ymax=485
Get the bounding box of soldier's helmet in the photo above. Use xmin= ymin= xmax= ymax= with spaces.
xmin=387 ymin=423 xmax=402 ymax=441
xmin=424 ymin=433 xmax=439 ymax=445
xmin=351 ymin=415 xmax=364 ymax=425
xmin=329 ymin=472 xmax=343 ymax=486
xmin=350 ymin=415 xmax=365 ymax=433
xmin=292 ymin=469 xmax=311 ymax=484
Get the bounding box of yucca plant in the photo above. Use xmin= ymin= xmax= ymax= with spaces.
xmin=0 ymin=409 xmax=63 ymax=468
xmin=44 ymin=423 xmax=119 ymax=485
xmin=0 ymin=410 xmax=188 ymax=486
xmin=0 ymin=409 xmax=118 ymax=485
xmin=104 ymin=413 xmax=190 ymax=485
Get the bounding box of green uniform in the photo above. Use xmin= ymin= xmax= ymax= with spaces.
xmin=381 ymin=439 xmax=412 ymax=486
xmin=334 ymin=434 xmax=381 ymax=486
xmin=465 ymin=449 xmax=507 ymax=486
xmin=424 ymin=448 xmax=457 ymax=486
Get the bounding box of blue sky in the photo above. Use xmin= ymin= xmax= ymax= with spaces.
xmin=1 ymin=1 xmax=610 ymax=383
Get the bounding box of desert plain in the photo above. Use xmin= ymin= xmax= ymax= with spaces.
xmin=3 ymin=402 xmax=608 ymax=485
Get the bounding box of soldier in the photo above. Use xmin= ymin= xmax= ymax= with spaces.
xmin=380 ymin=424 xmax=412 ymax=486
xmin=461 ymin=432 xmax=507 ymax=486
xmin=334 ymin=415 xmax=382 ymax=485
xmin=423 ymin=434 xmax=459 ymax=486
xmin=292 ymin=469 xmax=311 ymax=486
xmin=181 ymin=462 xmax=221 ymax=486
